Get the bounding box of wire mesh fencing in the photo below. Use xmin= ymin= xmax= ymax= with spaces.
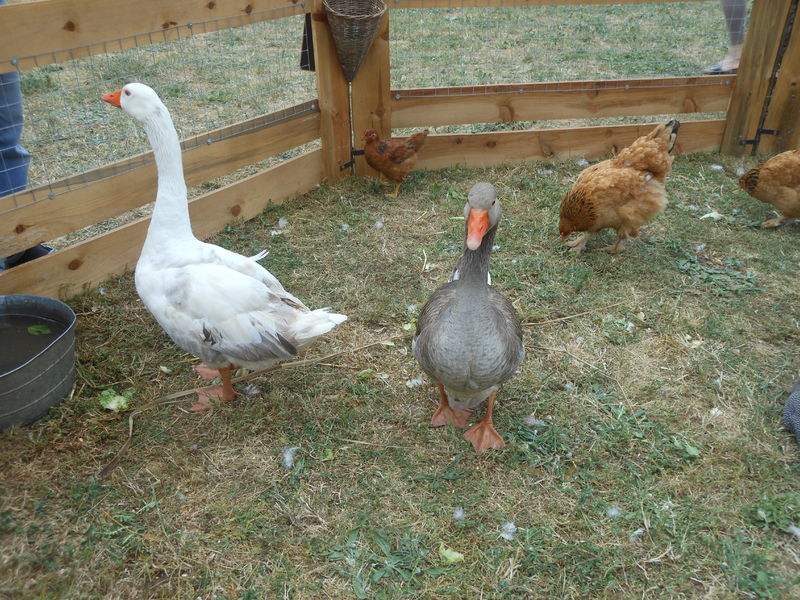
xmin=4 ymin=8 xmax=317 ymax=209
xmin=4 ymin=0 xmax=753 ymax=206
xmin=389 ymin=0 xmax=749 ymax=130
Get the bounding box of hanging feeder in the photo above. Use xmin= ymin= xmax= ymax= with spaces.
xmin=323 ymin=0 xmax=387 ymax=82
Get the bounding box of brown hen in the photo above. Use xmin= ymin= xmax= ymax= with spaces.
xmin=362 ymin=128 xmax=428 ymax=197
xmin=559 ymin=120 xmax=680 ymax=253
xmin=739 ymin=149 xmax=800 ymax=228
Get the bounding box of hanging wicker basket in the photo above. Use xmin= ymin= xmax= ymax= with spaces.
xmin=323 ymin=0 xmax=387 ymax=82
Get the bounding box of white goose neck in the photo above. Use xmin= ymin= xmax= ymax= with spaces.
xmin=141 ymin=105 xmax=194 ymax=248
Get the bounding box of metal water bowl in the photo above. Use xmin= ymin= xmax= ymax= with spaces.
xmin=0 ymin=294 xmax=76 ymax=430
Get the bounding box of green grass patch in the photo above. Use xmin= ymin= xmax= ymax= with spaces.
xmin=3 ymin=153 xmax=799 ymax=598
xmin=5 ymin=1 xmax=800 ymax=598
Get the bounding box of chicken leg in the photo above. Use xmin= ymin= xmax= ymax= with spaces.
xmin=565 ymin=233 xmax=591 ymax=253
xmin=463 ymin=392 xmax=505 ymax=451
xmin=430 ymin=383 xmax=471 ymax=429
xmin=762 ymin=216 xmax=797 ymax=228
xmin=603 ymin=234 xmax=630 ymax=253
xmin=385 ymin=181 xmax=402 ymax=198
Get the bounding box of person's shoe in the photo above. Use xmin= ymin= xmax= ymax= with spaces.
xmin=702 ymin=44 xmax=742 ymax=75
xmin=701 ymin=62 xmax=737 ymax=75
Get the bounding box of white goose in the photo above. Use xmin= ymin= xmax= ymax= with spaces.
xmin=102 ymin=83 xmax=347 ymax=411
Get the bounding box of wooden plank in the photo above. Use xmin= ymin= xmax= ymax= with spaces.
xmin=2 ymin=100 xmax=319 ymax=207
xmin=415 ymin=119 xmax=725 ymax=169
xmin=392 ymin=0 xmax=702 ymax=7
xmin=391 ymin=76 xmax=734 ymax=128
xmin=1 ymin=0 xmax=306 ymax=71
xmin=0 ymin=107 xmax=320 ymax=256
xmin=720 ymin=0 xmax=795 ymax=155
xmin=0 ymin=149 xmax=324 ymax=301
xmin=758 ymin=1 xmax=800 ymax=154
xmin=310 ymin=0 xmax=351 ymax=180
xmin=351 ymin=10 xmax=391 ymax=177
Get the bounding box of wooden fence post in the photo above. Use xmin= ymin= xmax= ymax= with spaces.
xmin=351 ymin=11 xmax=391 ymax=177
xmin=720 ymin=0 xmax=797 ymax=155
xmin=758 ymin=1 xmax=800 ymax=154
xmin=311 ymin=0 xmax=351 ymax=181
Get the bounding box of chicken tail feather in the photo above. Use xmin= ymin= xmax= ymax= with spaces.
xmin=407 ymin=129 xmax=429 ymax=152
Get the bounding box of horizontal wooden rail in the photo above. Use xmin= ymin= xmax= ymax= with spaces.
xmin=3 ymin=100 xmax=320 ymax=207
xmin=0 ymin=0 xmax=306 ymax=71
xmin=391 ymin=76 xmax=734 ymax=128
xmin=1 ymin=103 xmax=320 ymax=257
xmin=392 ymin=0 xmax=703 ymax=8
xmin=0 ymin=0 xmax=717 ymax=71
xmin=414 ymin=119 xmax=725 ymax=169
xmin=0 ymin=148 xmax=324 ymax=301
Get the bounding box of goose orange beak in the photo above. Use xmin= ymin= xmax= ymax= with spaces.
xmin=102 ymin=90 xmax=122 ymax=108
xmin=466 ymin=208 xmax=489 ymax=251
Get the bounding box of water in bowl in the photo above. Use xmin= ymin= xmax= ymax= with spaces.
xmin=0 ymin=314 xmax=68 ymax=374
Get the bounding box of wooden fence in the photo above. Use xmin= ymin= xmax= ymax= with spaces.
xmin=0 ymin=0 xmax=798 ymax=300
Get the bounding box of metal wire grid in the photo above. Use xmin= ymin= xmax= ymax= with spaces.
xmin=4 ymin=1 xmax=751 ymax=209
xmin=390 ymin=1 xmax=748 ymax=95
xmin=5 ymin=7 xmax=316 ymax=206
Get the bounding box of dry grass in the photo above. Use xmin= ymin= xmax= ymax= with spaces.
xmin=16 ymin=1 xmax=732 ymax=188
xmin=2 ymin=151 xmax=800 ymax=599
xmin=6 ymin=1 xmax=799 ymax=599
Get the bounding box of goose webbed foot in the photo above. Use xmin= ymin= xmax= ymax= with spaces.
xmin=194 ymin=364 xmax=222 ymax=380
xmin=190 ymin=365 xmax=238 ymax=411
xmin=463 ymin=420 xmax=505 ymax=451
xmin=430 ymin=383 xmax=471 ymax=429
xmin=431 ymin=404 xmax=472 ymax=429
xmin=462 ymin=392 xmax=505 ymax=452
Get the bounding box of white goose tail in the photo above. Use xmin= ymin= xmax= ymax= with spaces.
xmin=249 ymin=248 xmax=269 ymax=261
xmin=291 ymin=308 xmax=347 ymax=346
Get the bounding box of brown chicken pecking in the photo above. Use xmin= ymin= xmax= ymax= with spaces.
xmin=739 ymin=149 xmax=800 ymax=228
xmin=362 ymin=128 xmax=428 ymax=197
xmin=559 ymin=120 xmax=680 ymax=253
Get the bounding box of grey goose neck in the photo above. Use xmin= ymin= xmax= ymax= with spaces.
xmin=457 ymin=224 xmax=497 ymax=287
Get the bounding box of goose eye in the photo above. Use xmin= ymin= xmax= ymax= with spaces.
xmin=124 ymin=89 xmax=131 ymax=96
